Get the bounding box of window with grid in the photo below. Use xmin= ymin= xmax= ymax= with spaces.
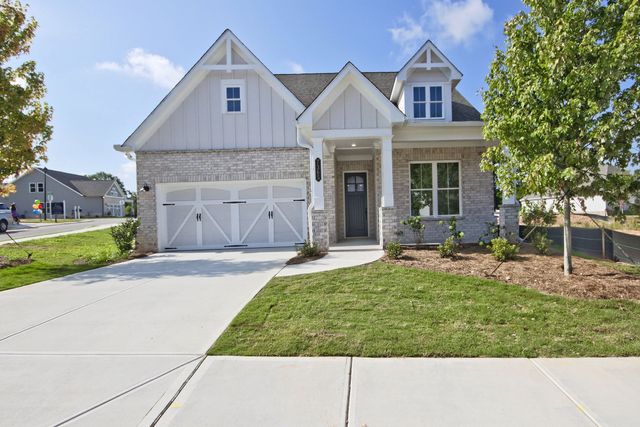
xmin=410 ymin=162 xmax=460 ymax=216
xmin=29 ymin=183 xmax=36 ymax=193
xmin=225 ymin=86 xmax=241 ymax=112
xmin=412 ymin=85 xmax=444 ymax=119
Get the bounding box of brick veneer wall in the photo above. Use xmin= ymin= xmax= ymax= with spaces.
xmin=322 ymin=149 xmax=337 ymax=244
xmin=136 ymin=148 xmax=308 ymax=252
xmin=377 ymin=146 xmax=495 ymax=245
xmin=335 ymin=159 xmax=377 ymax=240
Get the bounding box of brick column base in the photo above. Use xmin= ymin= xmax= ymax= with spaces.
xmin=499 ymin=203 xmax=520 ymax=241
xmin=310 ymin=209 xmax=330 ymax=251
xmin=378 ymin=206 xmax=399 ymax=248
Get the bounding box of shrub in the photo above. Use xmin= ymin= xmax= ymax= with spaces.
xmin=298 ymin=240 xmax=321 ymax=257
xmin=478 ymin=221 xmax=499 ymax=247
xmin=386 ymin=242 xmax=403 ymax=259
xmin=110 ymin=218 xmax=139 ymax=255
xmin=437 ymin=218 xmax=464 ymax=258
xmin=489 ymin=237 xmax=519 ymax=261
xmin=401 ymin=216 xmax=425 ymax=244
xmin=531 ymin=231 xmax=552 ymax=255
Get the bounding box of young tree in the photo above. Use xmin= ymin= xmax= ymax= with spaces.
xmin=481 ymin=0 xmax=639 ymax=275
xmin=0 ymin=1 xmax=53 ymax=196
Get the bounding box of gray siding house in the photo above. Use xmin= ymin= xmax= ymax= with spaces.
xmin=116 ymin=29 xmax=515 ymax=252
xmin=1 ymin=168 xmax=126 ymax=218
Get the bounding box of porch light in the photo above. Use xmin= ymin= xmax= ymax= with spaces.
xmin=351 ymin=143 xmax=357 ymax=147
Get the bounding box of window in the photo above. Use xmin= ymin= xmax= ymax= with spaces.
xmin=29 ymin=182 xmax=43 ymax=193
xmin=346 ymin=175 xmax=365 ymax=193
xmin=413 ymin=87 xmax=426 ymax=118
xmin=412 ymin=85 xmax=444 ymax=119
xmin=221 ymin=79 xmax=245 ymax=113
xmin=410 ymin=162 xmax=460 ymax=216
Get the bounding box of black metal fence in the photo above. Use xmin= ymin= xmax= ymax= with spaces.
xmin=520 ymin=226 xmax=640 ymax=265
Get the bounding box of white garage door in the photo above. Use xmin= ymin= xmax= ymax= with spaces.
xmin=157 ymin=180 xmax=307 ymax=251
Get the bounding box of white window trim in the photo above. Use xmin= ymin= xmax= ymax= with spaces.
xmin=409 ymin=160 xmax=462 ymax=217
xmin=221 ymin=79 xmax=246 ymax=114
xmin=29 ymin=182 xmax=44 ymax=193
xmin=410 ymin=84 xmax=445 ymax=120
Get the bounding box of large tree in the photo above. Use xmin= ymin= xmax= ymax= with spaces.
xmin=481 ymin=0 xmax=639 ymax=275
xmin=0 ymin=1 xmax=53 ymax=196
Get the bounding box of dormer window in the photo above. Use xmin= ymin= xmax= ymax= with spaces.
xmin=221 ymin=79 xmax=245 ymax=113
xmin=412 ymin=85 xmax=443 ymax=119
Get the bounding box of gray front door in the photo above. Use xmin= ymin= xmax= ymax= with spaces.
xmin=345 ymin=173 xmax=368 ymax=237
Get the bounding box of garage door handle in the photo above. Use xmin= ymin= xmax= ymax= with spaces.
xmin=293 ymin=199 xmax=305 ymax=202
xmin=223 ymin=201 xmax=247 ymax=204
xmin=162 ymin=203 xmax=175 ymax=206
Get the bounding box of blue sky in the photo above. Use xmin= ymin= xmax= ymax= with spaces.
xmin=26 ymin=0 xmax=523 ymax=191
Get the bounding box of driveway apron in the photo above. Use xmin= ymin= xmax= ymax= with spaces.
xmin=0 ymin=249 xmax=293 ymax=426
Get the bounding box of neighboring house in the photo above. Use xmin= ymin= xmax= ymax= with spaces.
xmin=522 ymin=165 xmax=635 ymax=216
xmin=116 ymin=29 xmax=501 ymax=252
xmin=0 ymin=168 xmax=127 ymax=218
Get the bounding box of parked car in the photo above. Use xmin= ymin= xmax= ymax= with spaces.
xmin=0 ymin=203 xmax=10 ymax=233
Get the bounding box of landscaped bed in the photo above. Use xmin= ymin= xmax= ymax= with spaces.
xmin=209 ymin=262 xmax=640 ymax=358
xmin=0 ymin=229 xmax=129 ymax=291
xmin=386 ymin=244 xmax=640 ymax=301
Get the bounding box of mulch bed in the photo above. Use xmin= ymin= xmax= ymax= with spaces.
xmin=286 ymin=253 xmax=327 ymax=265
xmin=385 ymin=244 xmax=640 ymax=301
xmin=0 ymin=256 xmax=32 ymax=269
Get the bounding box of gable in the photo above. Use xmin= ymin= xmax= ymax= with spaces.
xmin=118 ymin=30 xmax=304 ymax=152
xmin=141 ymin=69 xmax=297 ymax=151
xmin=297 ymin=63 xmax=404 ymax=129
xmin=313 ymin=84 xmax=390 ymax=130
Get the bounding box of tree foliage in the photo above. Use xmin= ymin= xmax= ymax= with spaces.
xmin=481 ymin=0 xmax=640 ymax=273
xmin=0 ymin=1 xmax=53 ymax=196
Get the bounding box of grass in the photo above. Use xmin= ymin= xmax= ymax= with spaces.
xmin=209 ymin=262 xmax=640 ymax=357
xmin=0 ymin=229 xmax=125 ymax=291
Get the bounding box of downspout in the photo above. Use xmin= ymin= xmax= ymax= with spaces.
xmin=297 ymin=127 xmax=314 ymax=243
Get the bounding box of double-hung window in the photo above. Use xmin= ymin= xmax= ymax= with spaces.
xmin=221 ymin=80 xmax=245 ymax=113
xmin=410 ymin=162 xmax=460 ymax=216
xmin=412 ymin=85 xmax=444 ymax=119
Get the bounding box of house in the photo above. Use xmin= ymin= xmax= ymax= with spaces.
xmin=522 ymin=165 xmax=636 ymax=217
xmin=0 ymin=168 xmax=127 ymax=218
xmin=116 ymin=29 xmax=511 ymax=252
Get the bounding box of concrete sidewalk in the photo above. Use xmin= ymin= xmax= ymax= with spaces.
xmin=158 ymin=356 xmax=640 ymax=427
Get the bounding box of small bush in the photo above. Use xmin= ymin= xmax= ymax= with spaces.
xmin=386 ymin=242 xmax=403 ymax=259
xmin=478 ymin=221 xmax=499 ymax=247
xmin=490 ymin=237 xmax=519 ymax=261
xmin=110 ymin=218 xmax=140 ymax=255
xmin=438 ymin=236 xmax=460 ymax=258
xmin=437 ymin=218 xmax=464 ymax=258
xmin=531 ymin=231 xmax=552 ymax=255
xmin=401 ymin=216 xmax=426 ymax=244
xmin=298 ymin=240 xmax=321 ymax=258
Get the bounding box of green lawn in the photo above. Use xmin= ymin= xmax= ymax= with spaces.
xmin=0 ymin=229 xmax=125 ymax=291
xmin=210 ymin=262 xmax=640 ymax=357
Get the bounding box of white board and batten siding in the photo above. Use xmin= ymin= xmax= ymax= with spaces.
xmin=141 ymin=70 xmax=297 ymax=151
xmin=314 ymin=84 xmax=390 ymax=130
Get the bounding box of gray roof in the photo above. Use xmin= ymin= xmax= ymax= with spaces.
xmin=35 ymin=168 xmax=117 ymax=197
xmin=274 ymin=71 xmax=481 ymax=122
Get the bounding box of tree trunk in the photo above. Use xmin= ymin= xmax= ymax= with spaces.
xmin=563 ymin=197 xmax=573 ymax=276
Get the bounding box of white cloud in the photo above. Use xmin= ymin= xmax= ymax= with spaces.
xmin=286 ymin=61 xmax=305 ymax=74
xmin=389 ymin=0 xmax=493 ymax=52
xmin=96 ymin=48 xmax=185 ymax=89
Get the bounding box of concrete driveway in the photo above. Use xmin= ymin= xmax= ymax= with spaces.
xmin=0 ymin=249 xmax=293 ymax=426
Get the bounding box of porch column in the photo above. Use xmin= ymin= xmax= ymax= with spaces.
xmin=310 ymin=137 xmax=324 ymax=210
xmin=380 ymin=136 xmax=394 ymax=207
xmin=500 ymin=190 xmax=520 ymax=241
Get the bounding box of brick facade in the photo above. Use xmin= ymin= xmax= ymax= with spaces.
xmin=136 ymin=148 xmax=308 ymax=252
xmin=373 ymin=146 xmax=495 ymax=245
